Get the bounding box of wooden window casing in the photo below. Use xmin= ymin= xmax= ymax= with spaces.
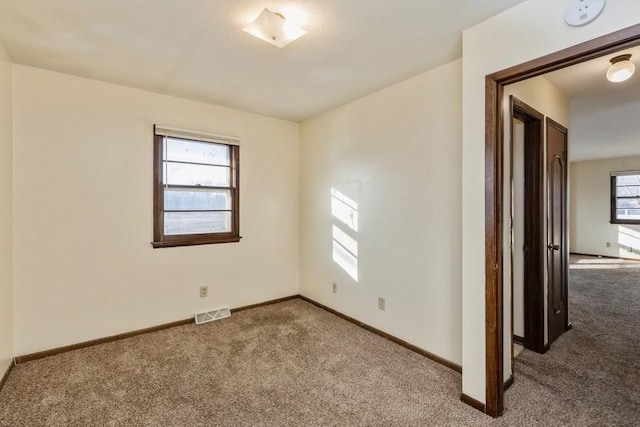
xmin=152 ymin=128 xmax=240 ymax=248
xmin=611 ymin=173 xmax=640 ymax=225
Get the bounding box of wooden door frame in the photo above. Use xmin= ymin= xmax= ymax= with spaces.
xmin=484 ymin=23 xmax=640 ymax=418
xmin=510 ymin=97 xmax=547 ymax=354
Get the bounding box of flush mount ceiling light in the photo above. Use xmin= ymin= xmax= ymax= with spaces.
xmin=606 ymin=54 xmax=636 ymax=83
xmin=242 ymin=8 xmax=307 ymax=48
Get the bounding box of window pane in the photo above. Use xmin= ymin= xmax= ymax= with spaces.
xmin=617 ymin=209 xmax=640 ymax=220
xmin=617 ymin=199 xmax=640 ymax=209
xmin=165 ymin=162 xmax=230 ymax=186
xmin=165 ymin=137 xmax=230 ymax=165
xmin=165 ymin=188 xmax=231 ymax=211
xmin=617 ymin=186 xmax=640 ymax=197
xmin=617 ymin=175 xmax=640 ymax=186
xmin=164 ymin=211 xmax=231 ymax=235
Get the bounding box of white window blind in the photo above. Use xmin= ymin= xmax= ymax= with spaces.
xmin=154 ymin=125 xmax=240 ymax=146
xmin=611 ymin=170 xmax=640 ymax=177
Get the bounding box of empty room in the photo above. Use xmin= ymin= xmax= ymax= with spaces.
xmin=1 ymin=1 xmax=640 ymax=425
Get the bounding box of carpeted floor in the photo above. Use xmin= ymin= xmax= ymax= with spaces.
xmin=501 ymin=255 xmax=640 ymax=426
xmin=0 ymin=255 xmax=639 ymax=426
xmin=0 ymin=299 xmax=481 ymax=426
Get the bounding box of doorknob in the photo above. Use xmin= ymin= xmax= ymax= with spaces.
xmin=548 ymin=244 xmax=560 ymax=251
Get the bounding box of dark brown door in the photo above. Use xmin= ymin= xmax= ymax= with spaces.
xmin=546 ymin=118 xmax=568 ymax=346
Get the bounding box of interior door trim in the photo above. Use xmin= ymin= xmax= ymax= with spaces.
xmin=482 ymin=23 xmax=640 ymax=418
xmin=510 ymin=97 xmax=546 ymax=355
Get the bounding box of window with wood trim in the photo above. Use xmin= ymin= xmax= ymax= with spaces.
xmin=611 ymin=171 xmax=640 ymax=225
xmin=152 ymin=125 xmax=240 ymax=248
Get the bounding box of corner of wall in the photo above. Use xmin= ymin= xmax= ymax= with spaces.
xmin=0 ymin=40 xmax=15 ymax=376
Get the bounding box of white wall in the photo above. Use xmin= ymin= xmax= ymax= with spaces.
xmin=571 ymin=98 xmax=640 ymax=162
xmin=511 ymin=120 xmax=525 ymax=340
xmin=570 ymin=97 xmax=640 ymax=257
xmin=571 ymin=156 xmax=640 ymax=259
xmin=0 ymin=43 xmax=13 ymax=374
xmin=505 ymin=78 xmax=570 ymax=128
xmin=12 ymin=65 xmax=300 ymax=355
xmin=462 ymin=0 xmax=640 ymax=403
xmin=501 ymin=76 xmax=570 ymax=381
xmin=300 ymin=59 xmax=462 ymax=365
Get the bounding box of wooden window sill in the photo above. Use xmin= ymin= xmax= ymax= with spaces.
xmin=151 ymin=236 xmax=242 ymax=248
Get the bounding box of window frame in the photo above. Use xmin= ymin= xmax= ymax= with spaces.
xmin=152 ymin=127 xmax=241 ymax=248
xmin=610 ymin=172 xmax=640 ymax=225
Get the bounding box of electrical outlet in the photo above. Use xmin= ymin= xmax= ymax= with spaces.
xmin=332 ymin=283 xmax=338 ymax=294
xmin=200 ymin=286 xmax=208 ymax=298
xmin=606 ymin=242 xmax=611 ymax=248
xmin=378 ymin=297 xmax=386 ymax=311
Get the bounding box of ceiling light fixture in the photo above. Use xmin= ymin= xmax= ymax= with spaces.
xmin=242 ymin=8 xmax=307 ymax=48
xmin=606 ymin=54 xmax=635 ymax=83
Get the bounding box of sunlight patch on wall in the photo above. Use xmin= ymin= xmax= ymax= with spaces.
xmin=617 ymin=226 xmax=640 ymax=257
xmin=331 ymin=188 xmax=359 ymax=281
xmin=332 ymin=225 xmax=358 ymax=281
xmin=331 ymin=188 xmax=358 ymax=232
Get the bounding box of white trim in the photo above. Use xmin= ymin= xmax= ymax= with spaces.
xmin=611 ymin=170 xmax=640 ymax=177
xmin=155 ymin=125 xmax=240 ymax=145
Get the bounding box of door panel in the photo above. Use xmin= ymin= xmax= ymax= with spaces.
xmin=546 ymin=118 xmax=568 ymax=346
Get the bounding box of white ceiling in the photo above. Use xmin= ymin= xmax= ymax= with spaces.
xmin=544 ymin=44 xmax=640 ymax=162
xmin=545 ymin=45 xmax=640 ymax=103
xmin=0 ymin=0 xmax=525 ymax=122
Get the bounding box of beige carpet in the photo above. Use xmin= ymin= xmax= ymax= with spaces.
xmin=501 ymin=255 xmax=640 ymax=426
xmin=1 ymin=258 xmax=639 ymax=426
xmin=1 ymin=299 xmax=482 ymax=426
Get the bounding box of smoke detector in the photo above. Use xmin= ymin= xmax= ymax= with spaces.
xmin=564 ymin=0 xmax=606 ymax=27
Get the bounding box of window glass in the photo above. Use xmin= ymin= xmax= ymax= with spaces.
xmin=164 ymin=189 xmax=231 ymax=211
xmin=612 ymin=173 xmax=640 ymax=223
xmin=165 ymin=138 xmax=230 ymax=165
xmin=153 ymin=129 xmax=240 ymax=248
xmin=164 ymin=211 xmax=232 ymax=235
xmin=164 ymin=163 xmax=230 ymax=187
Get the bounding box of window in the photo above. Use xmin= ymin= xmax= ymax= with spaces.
xmin=152 ymin=125 xmax=240 ymax=248
xmin=611 ymin=171 xmax=640 ymax=225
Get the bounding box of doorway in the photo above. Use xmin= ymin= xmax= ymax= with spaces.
xmin=504 ymin=95 xmax=570 ymax=395
xmin=484 ymin=23 xmax=640 ymax=418
xmin=509 ymin=97 xmax=546 ymax=354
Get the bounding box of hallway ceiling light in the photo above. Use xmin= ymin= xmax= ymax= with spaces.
xmin=606 ymin=54 xmax=635 ymax=83
xmin=242 ymin=8 xmax=307 ymax=48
